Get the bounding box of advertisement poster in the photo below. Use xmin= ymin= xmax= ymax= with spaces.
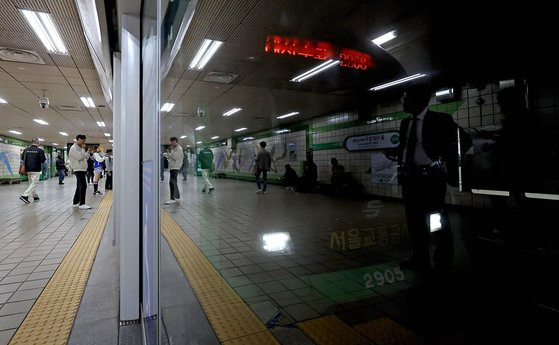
xmin=288 ymin=143 xmax=297 ymax=161
xmin=371 ymin=152 xmax=397 ymax=184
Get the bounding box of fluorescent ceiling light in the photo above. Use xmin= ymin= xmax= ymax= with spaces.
xmin=525 ymin=193 xmax=559 ymax=201
xmin=372 ymin=30 xmax=397 ymax=46
xmin=180 ymin=135 xmax=187 ymax=139
xmin=471 ymin=189 xmax=510 ymax=197
xmin=104 ymin=133 xmax=111 ymax=137
xmin=52 ymin=143 xmax=59 ymax=145
xmin=195 ymin=126 xmax=205 ymax=131
xmin=234 ymin=127 xmax=247 ymax=132
xmin=37 ymin=138 xmax=44 ymax=142
xmin=33 ymin=119 xmax=49 ymax=125
xmin=20 ymin=9 xmax=68 ymax=54
xmin=211 ymin=136 xmax=219 ymax=139
xmin=435 ymin=88 xmax=454 ymax=97
xmin=96 ymin=121 xmax=105 ymax=127
xmin=291 ymin=59 xmax=339 ymax=83
xmin=196 ymin=141 xmax=202 ymax=144
xmin=222 ymin=107 xmax=242 ymax=117
xmin=161 ymin=103 xmax=175 ymax=112
xmin=187 ymin=145 xmax=191 ymax=147
xmin=243 ymin=137 xmax=254 ymax=141
xmin=9 ymin=130 xmax=22 ymax=135
xmin=80 ymin=96 xmax=95 ymax=108
xmin=369 ymin=73 xmax=427 ymax=91
xmin=189 ymin=39 xmax=223 ymax=70
xmin=108 ymin=139 xmax=113 ymax=143
xmin=276 ymin=129 xmax=290 ymax=134
xmin=59 ymin=132 xmax=68 ymax=136
xmin=0 ymin=98 xmax=7 ymax=103
xmin=277 ymin=112 xmax=299 ymax=120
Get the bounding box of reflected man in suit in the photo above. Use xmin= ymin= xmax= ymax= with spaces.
xmin=398 ymin=82 xmax=472 ymax=275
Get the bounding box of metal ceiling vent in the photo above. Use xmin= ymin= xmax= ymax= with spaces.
xmin=0 ymin=47 xmax=45 ymax=64
xmin=203 ymin=72 xmax=238 ymax=84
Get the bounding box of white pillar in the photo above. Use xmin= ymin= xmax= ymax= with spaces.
xmin=118 ymin=14 xmax=140 ymax=322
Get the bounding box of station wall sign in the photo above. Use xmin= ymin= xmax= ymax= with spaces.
xmin=343 ymin=132 xmax=399 ymax=151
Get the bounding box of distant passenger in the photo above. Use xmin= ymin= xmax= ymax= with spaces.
xmin=180 ymin=151 xmax=189 ymax=181
xmin=19 ymin=138 xmax=46 ymax=204
xmin=163 ymin=137 xmax=184 ymax=203
xmin=255 ymin=141 xmax=272 ymax=194
xmin=92 ymin=146 xmax=107 ymax=195
xmin=86 ymin=152 xmax=94 ymax=184
xmin=297 ymin=149 xmax=317 ymax=192
xmin=330 ymin=158 xmax=346 ymax=187
xmin=281 ymin=164 xmax=298 ymax=190
xmin=69 ymin=134 xmax=91 ymax=209
xmin=56 ymin=154 xmax=65 ymax=185
xmin=198 ymin=146 xmax=215 ymax=194
xmin=104 ymin=149 xmax=113 ymax=190
xmin=160 ymin=149 xmax=168 ymax=182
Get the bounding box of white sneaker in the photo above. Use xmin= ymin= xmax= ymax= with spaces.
xmin=73 ymin=203 xmax=79 ymax=207
xmin=256 ymin=190 xmax=262 ymax=194
xmin=165 ymin=200 xmax=176 ymax=204
xmin=79 ymin=204 xmax=92 ymax=210
xmin=262 ymin=191 xmax=267 ymax=194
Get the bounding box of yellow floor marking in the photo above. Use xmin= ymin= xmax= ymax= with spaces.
xmin=9 ymin=193 xmax=113 ymax=345
xmin=298 ymin=315 xmax=371 ymax=345
xmin=161 ymin=211 xmax=279 ymax=344
xmin=221 ymin=330 xmax=280 ymax=345
xmin=354 ymin=317 xmax=424 ymax=345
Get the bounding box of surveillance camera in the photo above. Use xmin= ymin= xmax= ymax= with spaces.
xmin=196 ymin=106 xmax=205 ymax=118
xmin=39 ymin=97 xmax=49 ymax=109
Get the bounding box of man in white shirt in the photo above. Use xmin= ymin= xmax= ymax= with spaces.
xmin=163 ymin=137 xmax=183 ymax=204
xmin=69 ymin=134 xmax=92 ymax=209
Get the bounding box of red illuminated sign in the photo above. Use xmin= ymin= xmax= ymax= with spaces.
xmin=264 ymin=35 xmax=374 ymax=70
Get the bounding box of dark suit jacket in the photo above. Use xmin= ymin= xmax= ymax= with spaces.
xmin=397 ymin=110 xmax=472 ymax=186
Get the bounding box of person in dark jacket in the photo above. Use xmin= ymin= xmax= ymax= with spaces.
xmin=397 ymin=82 xmax=472 ymax=275
xmin=281 ymin=164 xmax=298 ymax=190
xmin=86 ymin=152 xmax=94 ymax=184
xmin=56 ymin=155 xmax=65 ymax=184
xmin=198 ymin=146 xmax=214 ymax=194
xmin=255 ymin=141 xmax=272 ymax=194
xmin=297 ymin=149 xmax=318 ymax=192
xmin=19 ymin=138 xmax=46 ymax=203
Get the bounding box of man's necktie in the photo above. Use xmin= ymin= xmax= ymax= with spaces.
xmin=406 ymin=117 xmax=418 ymax=164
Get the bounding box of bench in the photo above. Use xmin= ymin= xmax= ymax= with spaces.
xmin=0 ymin=176 xmax=21 ymax=184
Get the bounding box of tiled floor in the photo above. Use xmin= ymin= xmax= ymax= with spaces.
xmin=0 ymin=177 xmax=104 ymax=344
xmin=161 ymin=175 xmax=559 ymax=344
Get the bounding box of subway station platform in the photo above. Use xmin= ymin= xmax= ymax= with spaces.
xmin=2 ymin=175 xmax=556 ymax=344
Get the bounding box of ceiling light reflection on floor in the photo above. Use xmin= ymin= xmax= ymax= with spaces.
xmin=262 ymin=232 xmax=293 ymax=254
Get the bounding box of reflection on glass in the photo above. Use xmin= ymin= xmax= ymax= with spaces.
xmin=262 ymin=232 xmax=293 ymax=253
xmin=429 ymin=212 xmax=442 ymax=232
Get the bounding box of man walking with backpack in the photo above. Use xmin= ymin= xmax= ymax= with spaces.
xmin=19 ymin=138 xmax=46 ymax=203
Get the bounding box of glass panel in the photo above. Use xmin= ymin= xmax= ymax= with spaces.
xmin=141 ymin=0 xmax=160 ymax=343
xmin=157 ymin=2 xmax=558 ymax=344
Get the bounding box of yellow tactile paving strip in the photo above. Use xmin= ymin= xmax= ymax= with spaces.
xmin=221 ymin=330 xmax=279 ymax=345
xmin=298 ymin=315 xmax=372 ymax=345
xmin=9 ymin=193 xmax=113 ymax=345
xmin=161 ymin=211 xmax=279 ymax=344
xmin=354 ymin=317 xmax=424 ymax=345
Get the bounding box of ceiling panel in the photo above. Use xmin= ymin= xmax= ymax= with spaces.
xmin=0 ymin=0 xmax=110 ymax=145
